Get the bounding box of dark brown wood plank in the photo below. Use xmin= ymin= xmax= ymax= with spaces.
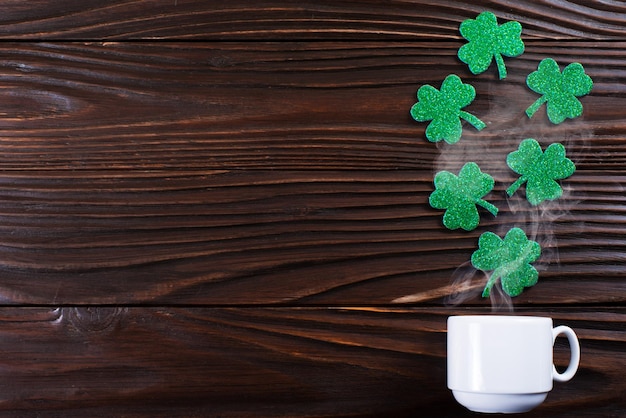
xmin=1 ymin=1 xmax=626 ymax=40
xmin=0 ymin=168 xmax=624 ymax=305
xmin=0 ymin=306 xmax=621 ymax=417
xmin=0 ymin=41 xmax=623 ymax=304
xmin=0 ymin=41 xmax=622 ymax=171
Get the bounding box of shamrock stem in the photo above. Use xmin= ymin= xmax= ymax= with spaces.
xmin=482 ymin=272 xmax=500 ymax=298
xmin=459 ymin=111 xmax=486 ymax=131
xmin=477 ymin=199 xmax=498 ymax=217
xmin=525 ymin=96 xmax=547 ymax=118
xmin=495 ymin=53 xmax=507 ymax=80
xmin=506 ymin=176 xmax=527 ymax=197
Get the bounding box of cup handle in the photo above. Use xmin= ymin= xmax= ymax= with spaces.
xmin=552 ymin=325 xmax=580 ymax=382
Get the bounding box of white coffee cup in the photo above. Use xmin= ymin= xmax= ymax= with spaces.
xmin=447 ymin=315 xmax=580 ymax=413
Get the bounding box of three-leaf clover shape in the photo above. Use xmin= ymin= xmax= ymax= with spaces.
xmin=412 ymin=12 xmax=590 ymax=300
xmin=506 ymin=138 xmax=576 ymax=205
xmin=410 ymin=74 xmax=485 ymax=144
xmin=458 ymin=11 xmax=525 ymax=80
xmin=471 ymin=227 xmax=541 ymax=297
xmin=525 ymin=58 xmax=593 ymax=124
xmin=429 ymin=162 xmax=498 ymax=231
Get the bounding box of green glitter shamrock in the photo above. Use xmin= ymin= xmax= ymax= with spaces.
xmin=525 ymin=58 xmax=593 ymax=124
xmin=429 ymin=162 xmax=498 ymax=231
xmin=506 ymin=138 xmax=576 ymax=205
xmin=410 ymin=74 xmax=485 ymax=144
xmin=471 ymin=227 xmax=541 ymax=297
xmin=458 ymin=11 xmax=525 ymax=80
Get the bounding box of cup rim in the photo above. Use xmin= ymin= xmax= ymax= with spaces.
xmin=448 ymin=314 xmax=552 ymax=323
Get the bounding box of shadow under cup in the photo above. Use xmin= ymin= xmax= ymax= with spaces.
xmin=447 ymin=315 xmax=580 ymax=414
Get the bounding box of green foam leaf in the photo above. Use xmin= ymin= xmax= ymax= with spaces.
xmin=506 ymin=138 xmax=576 ymax=205
xmin=526 ymin=58 xmax=593 ymax=124
xmin=458 ymin=11 xmax=525 ymax=79
xmin=429 ymin=162 xmax=498 ymax=231
xmin=471 ymin=227 xmax=541 ymax=297
xmin=410 ymin=74 xmax=485 ymax=144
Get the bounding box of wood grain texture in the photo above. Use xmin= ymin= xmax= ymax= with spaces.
xmin=0 ymin=168 xmax=624 ymax=305
xmin=0 ymin=41 xmax=623 ymax=305
xmin=0 ymin=307 xmax=622 ymax=417
xmin=0 ymin=1 xmax=626 ymax=40
xmin=0 ymin=41 xmax=622 ymax=171
xmin=0 ymin=1 xmax=622 ymax=416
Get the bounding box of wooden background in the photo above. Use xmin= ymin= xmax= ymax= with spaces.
xmin=0 ymin=1 xmax=623 ymax=416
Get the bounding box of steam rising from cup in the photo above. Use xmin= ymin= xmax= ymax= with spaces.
xmin=433 ymin=81 xmax=589 ymax=310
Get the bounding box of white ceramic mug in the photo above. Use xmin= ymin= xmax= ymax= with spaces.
xmin=447 ymin=315 xmax=580 ymax=413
